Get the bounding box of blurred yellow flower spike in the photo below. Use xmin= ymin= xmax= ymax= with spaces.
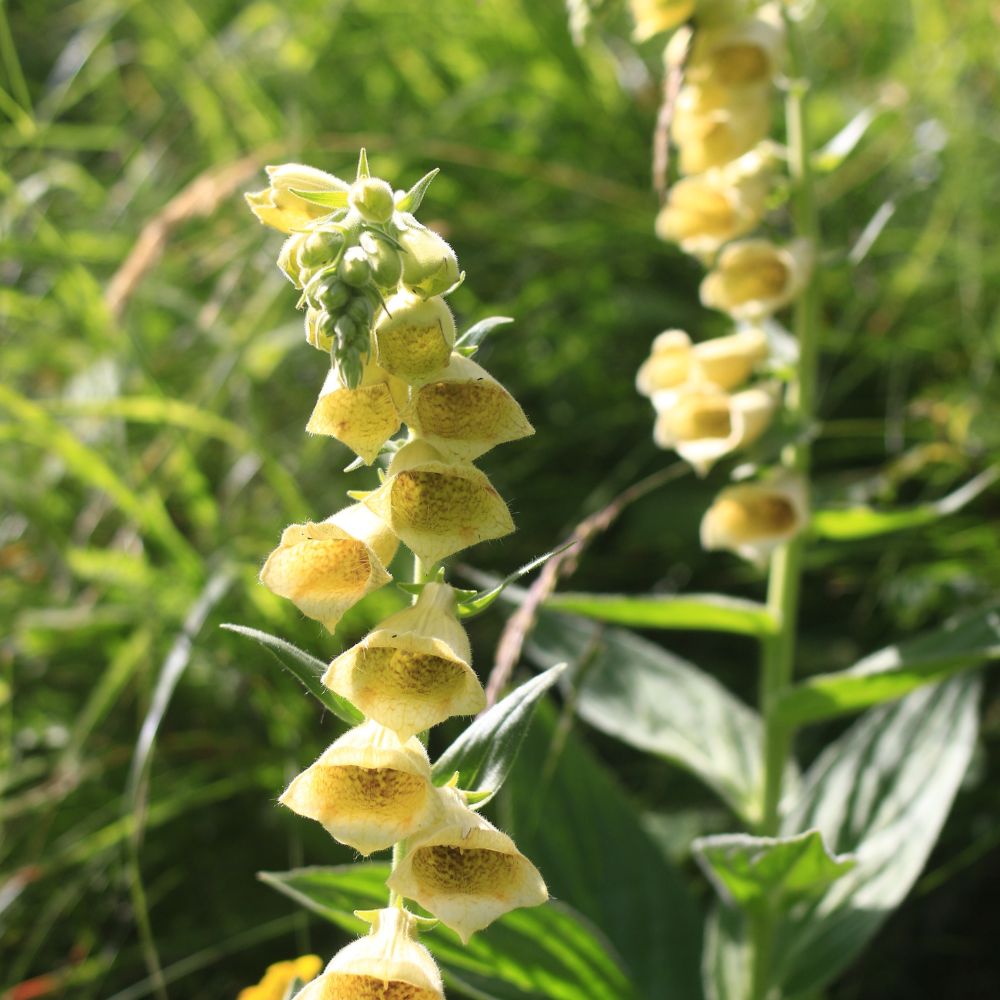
xmin=654 ymin=150 xmax=771 ymax=256
xmin=237 ymin=954 xmax=323 ymax=1000
xmin=685 ymin=6 xmax=785 ymax=89
xmin=701 ymin=475 xmax=808 ymax=563
xmin=652 ymin=381 xmax=778 ymax=475
xmin=245 ymin=163 xmax=347 ymax=234
xmin=700 ymin=237 xmax=813 ymax=319
xmin=690 ymin=326 xmax=769 ymax=390
xmin=259 ymin=504 xmax=399 ymax=631
xmin=395 ymin=213 xmax=462 ymax=299
xmin=306 ymin=362 xmax=407 ymax=465
xmin=294 ymin=908 xmax=444 ymax=1000
xmin=401 ymin=353 xmax=534 ymax=461
xmin=323 ymin=582 xmax=484 ymax=741
xmin=374 ymin=291 xmax=456 ymax=382
xmin=629 ymin=0 xmax=695 ymax=40
xmin=635 ymin=330 xmax=693 ymax=397
xmin=672 ymin=83 xmax=772 ymax=175
xmin=387 ymin=787 xmax=548 ymax=943
xmin=362 ymin=440 xmax=514 ymax=567
xmin=279 ymin=720 xmax=440 ymax=855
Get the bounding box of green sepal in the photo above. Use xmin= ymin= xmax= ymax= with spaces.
xmin=290 ymin=188 xmax=351 ymax=208
xmin=395 ymin=167 xmax=440 ymax=213
xmin=356 ymin=148 xmax=370 ymax=180
xmin=454 ymin=315 xmax=514 ymax=354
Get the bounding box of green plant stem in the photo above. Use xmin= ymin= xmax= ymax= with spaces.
xmin=751 ymin=9 xmax=822 ymax=998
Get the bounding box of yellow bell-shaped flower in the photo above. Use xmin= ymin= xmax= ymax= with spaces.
xmin=280 ymin=720 xmax=440 ymax=856
xmin=628 ymin=0 xmax=694 ymax=40
xmin=373 ymin=291 xmax=456 ymax=382
xmin=237 ymin=955 xmax=323 ymax=1000
xmin=323 ymin=582 xmax=484 ymax=741
xmin=259 ymin=504 xmax=399 ymax=631
xmin=652 ymin=382 xmax=778 ymax=475
xmin=654 ymin=150 xmax=771 ymax=257
xmin=387 ymin=787 xmax=548 ymax=943
xmin=400 ymin=353 xmax=534 ymax=461
xmin=245 ymin=163 xmax=347 ymax=234
xmin=636 ymin=330 xmax=693 ymax=398
xmin=294 ymin=908 xmax=444 ymax=1000
xmin=701 ymin=475 xmax=808 ymax=564
xmin=690 ymin=327 xmax=769 ymax=391
xmin=672 ymin=84 xmax=772 ymax=175
xmin=700 ymin=238 xmax=813 ymax=319
xmin=685 ymin=7 xmax=785 ymax=89
xmin=361 ymin=440 xmax=514 ymax=567
xmin=307 ymin=362 xmax=407 ymax=465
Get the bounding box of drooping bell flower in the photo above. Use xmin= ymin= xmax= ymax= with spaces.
xmin=280 ymin=720 xmax=440 ymax=856
xmin=245 ymin=164 xmax=347 ymax=234
xmin=323 ymin=583 xmax=484 ymax=741
xmin=294 ymin=908 xmax=444 ymax=1000
xmin=635 ymin=330 xmax=693 ymax=398
xmin=259 ymin=503 xmax=399 ymax=631
xmin=701 ymin=475 xmax=808 ymax=563
xmin=401 ymin=353 xmax=534 ymax=461
xmin=360 ymin=440 xmax=514 ymax=567
xmin=685 ymin=7 xmax=785 ymax=90
xmin=237 ymin=954 xmax=323 ymax=1000
xmin=306 ymin=362 xmax=407 ymax=465
xmin=373 ymin=291 xmax=456 ymax=382
xmin=690 ymin=326 xmax=769 ymax=390
xmin=387 ymin=787 xmax=548 ymax=943
xmin=628 ymin=0 xmax=695 ymax=40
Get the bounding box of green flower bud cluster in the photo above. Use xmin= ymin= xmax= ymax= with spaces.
xmin=264 ymin=152 xmax=462 ymax=390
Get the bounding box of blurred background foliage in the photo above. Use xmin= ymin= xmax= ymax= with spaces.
xmin=2 ymin=0 xmax=999 ymax=996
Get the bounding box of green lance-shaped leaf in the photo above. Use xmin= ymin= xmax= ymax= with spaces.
xmin=773 ymin=605 xmax=1000 ymax=726
xmin=810 ymin=468 xmax=997 ymax=541
xmin=431 ymin=662 xmax=566 ymax=805
xmin=395 ymin=167 xmax=440 ymax=213
xmin=693 ymin=830 xmax=856 ymax=912
xmin=770 ymin=676 xmax=981 ymax=997
xmin=260 ymin=863 xmax=636 ymax=1000
xmin=289 ymin=188 xmax=351 ymax=208
xmin=221 ymin=623 xmax=363 ymax=726
xmin=702 ymin=903 xmax=751 ymax=1000
xmin=526 ymin=611 xmax=793 ymax=826
xmin=454 ymin=315 xmax=514 ymax=355
xmin=542 ymin=592 xmax=777 ymax=638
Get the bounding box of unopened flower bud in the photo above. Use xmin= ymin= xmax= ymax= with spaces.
xmin=349 ymin=176 xmax=396 ymax=224
xmin=305 ymin=307 xmax=336 ymax=352
xmin=396 ymin=216 xmax=461 ymax=298
xmin=636 ymin=330 xmax=693 ymax=398
xmin=387 ymin=786 xmax=547 ymax=943
xmin=280 ymin=720 xmax=439 ymax=854
xmin=324 ymin=583 xmax=485 ymax=740
xmin=298 ymin=229 xmax=344 ymax=271
xmin=701 ymin=476 xmax=808 ymax=563
xmin=259 ymin=503 xmax=399 ymax=630
xmin=360 ymin=230 xmax=403 ymax=289
xmin=294 ymin=909 xmax=444 ymax=1000
xmin=316 ymin=276 xmax=351 ymax=313
xmin=361 ymin=440 xmax=514 ymax=566
xmin=246 ymin=163 xmax=347 ymax=233
xmin=339 ymin=245 xmax=372 ymax=288
xmin=374 ymin=291 xmax=456 ymax=381
xmin=700 ymin=238 xmax=813 ymax=319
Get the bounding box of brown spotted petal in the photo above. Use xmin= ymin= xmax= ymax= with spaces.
xmin=307 ymin=363 xmax=407 ymax=465
xmin=373 ymin=291 xmax=456 ymax=382
xmin=259 ymin=504 xmax=399 ymax=631
xmin=361 ymin=441 xmax=514 ymax=567
xmin=387 ymin=788 xmax=547 ymax=943
xmin=279 ymin=720 xmax=440 ymax=856
xmin=401 ymin=353 xmax=533 ymax=461
xmin=294 ymin=908 xmax=444 ymax=1000
xmin=323 ymin=583 xmax=484 ymax=741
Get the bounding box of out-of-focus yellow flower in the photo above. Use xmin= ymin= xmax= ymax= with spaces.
xmin=395 ymin=214 xmax=461 ymax=299
xmin=701 ymin=475 xmax=808 ymax=563
xmin=691 ymin=326 xmax=769 ymax=390
xmin=387 ymin=787 xmax=548 ymax=943
xmin=237 ymin=954 xmax=323 ymax=1000
xmin=652 ymin=381 xmax=778 ymax=475
xmin=323 ymin=583 xmax=484 ymax=741
xmin=636 ymin=330 xmax=693 ymax=398
xmin=629 ymin=0 xmax=695 ymax=41
xmin=280 ymin=720 xmax=439 ymax=855
xmin=306 ymin=362 xmax=407 ymax=465
xmin=360 ymin=440 xmax=513 ymax=567
xmin=400 ymin=353 xmax=534 ymax=461
xmin=373 ymin=291 xmax=456 ymax=382
xmin=672 ymin=83 xmax=772 ymax=174
xmin=259 ymin=504 xmax=399 ymax=631
xmin=294 ymin=908 xmax=444 ymax=1000
xmin=655 ymin=150 xmax=771 ymax=256
xmin=246 ymin=164 xmax=347 ymax=234
xmin=685 ymin=7 xmax=785 ymax=89
xmin=700 ymin=237 xmax=813 ymax=319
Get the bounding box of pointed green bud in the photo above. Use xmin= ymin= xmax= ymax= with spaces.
xmin=360 ymin=231 xmax=403 ymax=289
xmin=339 ymin=245 xmax=372 ymax=288
xmin=350 ymin=177 xmax=395 ymax=224
xmin=298 ymin=230 xmax=343 ymax=270
xmin=316 ymin=277 xmax=350 ymax=313
xmin=397 ymin=217 xmax=461 ymax=298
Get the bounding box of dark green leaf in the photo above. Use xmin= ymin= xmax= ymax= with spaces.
xmin=221 ymin=623 xmax=363 ymax=726
xmin=457 ymin=541 xmax=574 ymax=619
xmin=395 ymin=168 xmax=440 ymax=213
xmin=260 ymin=863 xmax=636 ymax=1000
xmin=543 ymin=592 xmax=777 ymax=637
xmin=773 ymin=606 xmax=1000 ymax=726
xmin=693 ymin=830 xmax=855 ymax=911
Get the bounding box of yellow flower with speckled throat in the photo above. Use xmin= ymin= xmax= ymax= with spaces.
xmin=373 ymin=291 xmax=456 ymax=382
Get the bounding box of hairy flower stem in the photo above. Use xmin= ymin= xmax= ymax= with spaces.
xmin=751 ymin=9 xmax=821 ymax=998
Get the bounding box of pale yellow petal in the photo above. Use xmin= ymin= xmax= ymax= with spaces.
xmin=374 ymin=292 xmax=456 ymax=382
